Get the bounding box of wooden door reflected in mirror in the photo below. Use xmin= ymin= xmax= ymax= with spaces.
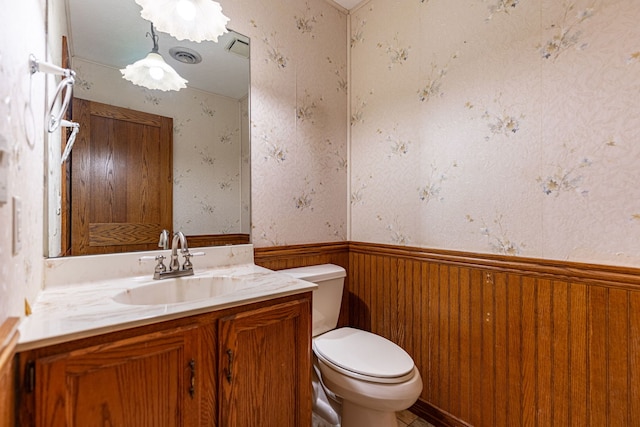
xmin=68 ymin=98 xmax=172 ymax=255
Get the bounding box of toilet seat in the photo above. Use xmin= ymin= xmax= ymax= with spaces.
xmin=313 ymin=327 xmax=415 ymax=384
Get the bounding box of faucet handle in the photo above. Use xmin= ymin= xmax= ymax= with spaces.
xmin=181 ymin=251 xmax=204 ymax=270
xmin=140 ymin=255 xmax=167 ymax=274
xmin=154 ymin=255 xmax=167 ymax=273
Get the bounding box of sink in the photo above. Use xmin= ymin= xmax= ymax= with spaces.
xmin=113 ymin=275 xmax=245 ymax=305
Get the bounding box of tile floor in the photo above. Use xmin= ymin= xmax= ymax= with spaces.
xmin=396 ymin=410 xmax=436 ymax=427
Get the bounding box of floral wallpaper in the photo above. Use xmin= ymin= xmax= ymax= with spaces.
xmin=350 ymin=0 xmax=640 ymax=267
xmin=221 ymin=0 xmax=349 ymax=247
xmin=0 ymin=0 xmax=48 ymax=320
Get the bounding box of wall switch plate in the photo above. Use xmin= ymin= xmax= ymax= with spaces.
xmin=13 ymin=196 xmax=22 ymax=255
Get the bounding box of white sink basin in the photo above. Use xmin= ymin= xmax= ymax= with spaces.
xmin=113 ymin=275 xmax=245 ymax=305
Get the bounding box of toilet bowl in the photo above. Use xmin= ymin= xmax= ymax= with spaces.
xmin=279 ymin=264 xmax=423 ymax=427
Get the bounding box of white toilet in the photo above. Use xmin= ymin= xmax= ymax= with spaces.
xmin=280 ymin=264 xmax=423 ymax=427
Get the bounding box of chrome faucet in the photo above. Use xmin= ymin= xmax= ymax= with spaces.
xmin=158 ymin=229 xmax=170 ymax=250
xmin=140 ymin=231 xmax=205 ymax=279
xmin=169 ymin=231 xmax=188 ymax=271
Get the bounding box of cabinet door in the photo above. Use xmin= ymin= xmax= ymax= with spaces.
xmin=0 ymin=318 xmax=19 ymax=427
xmin=34 ymin=327 xmax=199 ymax=427
xmin=218 ymin=298 xmax=312 ymax=427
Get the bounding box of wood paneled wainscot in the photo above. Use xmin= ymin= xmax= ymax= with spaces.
xmin=348 ymin=242 xmax=640 ymax=427
xmin=255 ymin=242 xmax=350 ymax=327
xmin=16 ymin=294 xmax=311 ymax=427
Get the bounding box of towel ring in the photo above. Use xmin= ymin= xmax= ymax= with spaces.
xmin=29 ymin=54 xmax=76 ymax=133
xmin=48 ymin=75 xmax=75 ymax=133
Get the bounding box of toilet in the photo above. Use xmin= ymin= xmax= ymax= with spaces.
xmin=279 ymin=264 xmax=423 ymax=427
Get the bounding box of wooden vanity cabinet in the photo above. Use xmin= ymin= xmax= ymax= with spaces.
xmin=16 ymin=293 xmax=312 ymax=427
xmin=218 ymin=299 xmax=312 ymax=427
xmin=19 ymin=325 xmax=202 ymax=427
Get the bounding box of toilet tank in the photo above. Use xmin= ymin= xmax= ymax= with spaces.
xmin=278 ymin=264 xmax=346 ymax=337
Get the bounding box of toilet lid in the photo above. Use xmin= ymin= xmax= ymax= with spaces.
xmin=313 ymin=327 xmax=415 ymax=383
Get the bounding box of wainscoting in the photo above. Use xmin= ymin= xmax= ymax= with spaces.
xmin=187 ymin=233 xmax=250 ymax=248
xmin=255 ymin=242 xmax=640 ymax=427
xmin=254 ymin=242 xmax=350 ymax=327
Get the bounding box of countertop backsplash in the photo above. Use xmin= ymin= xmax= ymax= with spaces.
xmin=42 ymin=244 xmax=255 ymax=289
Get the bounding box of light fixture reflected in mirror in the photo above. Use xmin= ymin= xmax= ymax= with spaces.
xmin=120 ymin=23 xmax=188 ymax=91
xmin=134 ymin=0 xmax=230 ymax=43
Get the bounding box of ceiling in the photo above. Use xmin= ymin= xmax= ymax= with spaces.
xmin=333 ymin=0 xmax=364 ymax=10
xmin=66 ymin=0 xmax=249 ymax=99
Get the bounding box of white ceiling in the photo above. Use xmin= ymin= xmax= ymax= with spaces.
xmin=66 ymin=0 xmax=249 ymax=99
xmin=332 ymin=0 xmax=365 ymax=10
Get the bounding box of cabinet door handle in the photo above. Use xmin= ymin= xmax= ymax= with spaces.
xmin=224 ymin=349 xmax=233 ymax=384
xmin=189 ymin=359 xmax=196 ymax=398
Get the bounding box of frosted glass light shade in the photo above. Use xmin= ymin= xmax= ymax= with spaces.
xmin=134 ymin=0 xmax=230 ymax=43
xmin=120 ymin=52 xmax=187 ymax=91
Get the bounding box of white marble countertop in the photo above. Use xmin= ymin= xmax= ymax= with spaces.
xmin=18 ymin=246 xmax=316 ymax=352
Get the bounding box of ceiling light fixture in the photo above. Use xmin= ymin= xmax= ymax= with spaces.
xmin=134 ymin=0 xmax=230 ymax=43
xmin=120 ymin=23 xmax=187 ymax=92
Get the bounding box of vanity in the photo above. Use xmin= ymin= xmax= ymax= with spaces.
xmin=15 ymin=245 xmax=315 ymax=426
xmin=24 ymin=0 xmax=301 ymax=423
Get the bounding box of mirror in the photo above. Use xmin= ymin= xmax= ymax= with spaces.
xmin=46 ymin=0 xmax=250 ymax=257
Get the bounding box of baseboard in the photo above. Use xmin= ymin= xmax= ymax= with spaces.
xmin=410 ymin=399 xmax=471 ymax=427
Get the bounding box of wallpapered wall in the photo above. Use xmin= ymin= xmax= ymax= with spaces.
xmin=350 ymin=0 xmax=640 ymax=267
xmin=222 ymin=0 xmax=349 ymax=248
xmin=0 ymin=0 xmax=47 ymax=320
